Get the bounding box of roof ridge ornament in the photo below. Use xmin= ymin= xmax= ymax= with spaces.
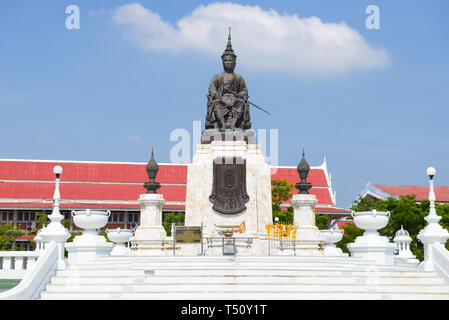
xmin=144 ymin=147 xmax=161 ymax=194
xmin=295 ymin=148 xmax=312 ymax=194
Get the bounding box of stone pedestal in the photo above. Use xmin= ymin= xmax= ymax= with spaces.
xmin=321 ymin=229 xmax=348 ymax=257
xmin=291 ymin=194 xmax=324 ymax=256
xmin=185 ymin=137 xmax=272 ymax=244
xmin=129 ymin=193 xmax=170 ymax=256
xmin=347 ymin=210 xmax=396 ymax=265
xmin=348 ymin=235 xmax=396 ymax=265
xmin=65 ymin=232 xmax=113 ymax=265
xmin=417 ymin=168 xmax=449 ymax=271
xmin=39 ymin=222 xmax=71 ymax=270
xmin=417 ymin=216 xmax=449 ymax=271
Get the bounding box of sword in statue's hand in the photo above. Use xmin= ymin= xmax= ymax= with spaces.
xmin=224 ymin=87 xmax=271 ymax=115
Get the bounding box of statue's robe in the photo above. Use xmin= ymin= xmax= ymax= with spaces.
xmin=206 ymin=72 xmax=250 ymax=129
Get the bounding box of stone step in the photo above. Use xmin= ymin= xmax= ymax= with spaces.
xmin=66 ymin=263 xmax=386 ymax=271
xmin=43 ymin=282 xmax=449 ymax=294
xmin=40 ymin=290 xmax=449 ymax=300
xmin=95 ymin=256 xmax=376 ymax=265
xmin=49 ymin=275 xmax=447 ymax=286
xmin=54 ymin=268 xmax=436 ymax=278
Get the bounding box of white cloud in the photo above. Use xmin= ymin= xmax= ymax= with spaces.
xmin=112 ymin=2 xmax=390 ymax=76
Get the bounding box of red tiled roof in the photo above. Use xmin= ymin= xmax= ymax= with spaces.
xmin=374 ymin=185 xmax=449 ymax=202
xmin=0 ymin=182 xmax=186 ymax=202
xmin=337 ymin=221 xmax=354 ymax=229
xmin=270 ymin=167 xmax=328 ymax=187
xmin=0 ymin=160 xmax=187 ymax=183
xmin=315 ymin=207 xmax=351 ymax=214
xmin=0 ymin=202 xmax=185 ymax=211
xmin=16 ymin=234 xmax=35 ymax=240
xmin=0 ymin=159 xmax=337 ymax=210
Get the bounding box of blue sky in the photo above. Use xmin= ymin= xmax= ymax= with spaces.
xmin=1 ymin=1 xmax=448 ymax=209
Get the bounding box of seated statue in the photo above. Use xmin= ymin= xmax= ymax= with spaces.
xmin=205 ymin=30 xmax=251 ymax=130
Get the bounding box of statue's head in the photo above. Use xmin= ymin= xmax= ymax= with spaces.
xmin=221 ymin=28 xmax=236 ymax=73
xmin=222 ymin=54 xmax=236 ymax=73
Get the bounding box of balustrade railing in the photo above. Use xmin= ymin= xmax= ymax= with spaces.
xmin=431 ymin=242 xmax=449 ymax=283
xmin=0 ymin=251 xmax=41 ymax=277
xmin=0 ymin=242 xmax=58 ymax=300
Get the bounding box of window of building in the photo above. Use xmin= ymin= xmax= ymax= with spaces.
xmin=129 ymin=213 xmax=140 ymax=223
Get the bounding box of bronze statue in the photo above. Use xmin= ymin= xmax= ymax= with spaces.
xmin=205 ymin=28 xmax=251 ymax=130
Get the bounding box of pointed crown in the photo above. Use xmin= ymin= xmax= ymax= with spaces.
xmin=222 ymin=27 xmax=237 ymax=59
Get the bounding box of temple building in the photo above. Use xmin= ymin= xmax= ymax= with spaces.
xmin=360 ymin=182 xmax=449 ymax=203
xmin=0 ymin=158 xmax=350 ymax=249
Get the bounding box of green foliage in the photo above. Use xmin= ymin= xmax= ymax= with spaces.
xmin=35 ymin=211 xmax=49 ymax=229
xmin=272 ymin=207 xmax=293 ymax=225
xmin=271 ymin=179 xmax=329 ymax=228
xmin=271 ymin=179 xmax=293 ymax=214
xmin=271 ymin=179 xmax=294 ymax=224
xmin=163 ymin=212 xmax=185 ymax=236
xmin=0 ymin=222 xmax=29 ymax=251
xmin=336 ymin=223 xmax=364 ymax=254
xmin=35 ymin=211 xmax=70 ymax=231
xmin=315 ymin=214 xmax=329 ymax=230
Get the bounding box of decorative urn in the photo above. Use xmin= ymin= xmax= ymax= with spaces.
xmin=320 ymin=229 xmax=345 ymax=256
xmin=71 ymin=209 xmax=111 ymax=243
xmin=351 ymin=210 xmax=390 ymax=238
xmin=107 ymin=228 xmax=134 ymax=256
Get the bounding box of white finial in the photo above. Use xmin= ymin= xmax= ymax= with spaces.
xmin=53 ymin=165 xmax=62 ymax=175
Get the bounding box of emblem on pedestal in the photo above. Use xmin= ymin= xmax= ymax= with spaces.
xmin=209 ymin=157 xmax=249 ymax=214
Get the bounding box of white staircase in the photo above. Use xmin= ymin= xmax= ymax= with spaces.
xmin=39 ymin=256 xmax=449 ymax=300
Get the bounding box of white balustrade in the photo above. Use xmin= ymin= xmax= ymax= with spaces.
xmin=0 ymin=251 xmax=41 ymax=278
xmin=0 ymin=242 xmax=58 ymax=300
xmin=431 ymin=242 xmax=449 ymax=283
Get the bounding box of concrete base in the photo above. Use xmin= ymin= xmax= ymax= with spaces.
xmin=65 ymin=234 xmax=113 ymax=265
xmin=290 ymin=194 xmax=325 ymax=256
xmin=348 ymin=235 xmax=396 ymax=265
xmin=324 ymin=245 xmax=348 ymax=257
xmin=128 ymin=240 xmax=173 ymax=256
xmin=185 ymin=140 xmax=273 ymax=239
xmin=110 ymin=244 xmax=131 ymax=256
xmin=129 ymin=193 xmax=169 ymax=256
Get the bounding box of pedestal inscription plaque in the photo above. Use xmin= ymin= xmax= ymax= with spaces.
xmin=209 ymin=157 xmax=249 ymax=214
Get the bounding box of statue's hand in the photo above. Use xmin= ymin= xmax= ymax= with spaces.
xmin=238 ymin=91 xmax=248 ymax=101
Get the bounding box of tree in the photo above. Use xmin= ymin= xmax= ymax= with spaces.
xmin=0 ymin=222 xmax=29 ymax=251
xmin=336 ymin=223 xmax=364 ymax=254
xmin=162 ymin=212 xmax=185 ymax=236
xmin=271 ymin=179 xmax=327 ymax=227
xmin=35 ymin=211 xmax=70 ymax=231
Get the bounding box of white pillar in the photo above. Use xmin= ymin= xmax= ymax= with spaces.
xmin=418 ymin=167 xmax=449 ymax=271
xmin=128 ymin=193 xmax=168 ymax=255
xmin=291 ymin=193 xmax=324 ymax=256
xmin=39 ymin=166 xmax=71 ymax=270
